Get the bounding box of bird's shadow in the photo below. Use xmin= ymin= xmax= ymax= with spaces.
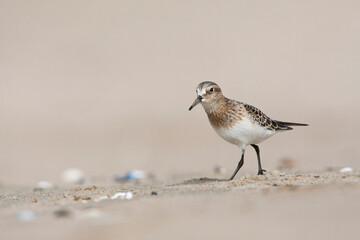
xmin=170 ymin=177 xmax=229 ymax=186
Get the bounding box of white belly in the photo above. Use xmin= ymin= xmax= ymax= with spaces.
xmin=213 ymin=118 xmax=276 ymax=147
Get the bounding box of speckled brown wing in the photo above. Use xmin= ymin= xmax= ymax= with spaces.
xmin=242 ymin=103 xmax=292 ymax=131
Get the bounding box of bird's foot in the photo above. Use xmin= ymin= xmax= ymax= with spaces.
xmin=257 ymin=169 xmax=267 ymax=175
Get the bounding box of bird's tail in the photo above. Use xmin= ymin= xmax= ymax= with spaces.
xmin=275 ymin=121 xmax=308 ymax=127
xmin=274 ymin=121 xmax=308 ymax=131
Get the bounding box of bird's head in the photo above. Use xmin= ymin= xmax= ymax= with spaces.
xmin=189 ymin=81 xmax=223 ymax=111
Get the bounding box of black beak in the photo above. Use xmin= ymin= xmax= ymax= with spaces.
xmin=189 ymin=95 xmax=203 ymax=111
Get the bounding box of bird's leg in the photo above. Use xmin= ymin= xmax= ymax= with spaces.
xmin=251 ymin=144 xmax=266 ymax=175
xmin=228 ymin=150 xmax=245 ymax=181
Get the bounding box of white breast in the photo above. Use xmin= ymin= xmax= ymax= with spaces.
xmin=213 ymin=118 xmax=276 ymax=148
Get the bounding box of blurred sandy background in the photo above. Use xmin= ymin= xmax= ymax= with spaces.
xmin=0 ymin=0 xmax=359 ymax=185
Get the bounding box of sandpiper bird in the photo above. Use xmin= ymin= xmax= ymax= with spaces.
xmin=189 ymin=81 xmax=308 ymax=180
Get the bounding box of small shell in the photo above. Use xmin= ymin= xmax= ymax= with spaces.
xmin=339 ymin=167 xmax=353 ymax=173
xmin=34 ymin=181 xmax=54 ymax=191
xmin=214 ymin=165 xmax=226 ymax=174
xmin=61 ymin=168 xmax=85 ymax=184
xmin=110 ymin=192 xmax=133 ymax=200
xmin=17 ymin=211 xmax=36 ymax=222
xmin=115 ymin=170 xmax=147 ymax=181
xmin=94 ymin=196 xmax=109 ymax=202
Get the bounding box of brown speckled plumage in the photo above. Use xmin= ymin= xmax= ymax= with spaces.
xmin=205 ymin=97 xmax=291 ymax=131
xmin=242 ymin=103 xmax=292 ymax=131
xmin=205 ymin=98 xmax=244 ymax=129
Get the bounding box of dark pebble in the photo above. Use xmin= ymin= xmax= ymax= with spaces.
xmin=54 ymin=209 xmax=71 ymax=218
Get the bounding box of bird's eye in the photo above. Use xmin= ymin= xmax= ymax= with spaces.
xmin=209 ymin=88 xmax=214 ymax=92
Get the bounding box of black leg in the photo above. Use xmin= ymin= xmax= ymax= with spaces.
xmin=251 ymin=144 xmax=266 ymax=175
xmin=228 ymin=151 xmax=245 ymax=181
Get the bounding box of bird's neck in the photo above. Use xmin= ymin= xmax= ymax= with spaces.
xmin=202 ymin=96 xmax=246 ymax=129
xmin=202 ymin=96 xmax=229 ymax=115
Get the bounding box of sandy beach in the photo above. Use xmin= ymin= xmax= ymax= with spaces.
xmin=1 ymin=170 xmax=360 ymax=240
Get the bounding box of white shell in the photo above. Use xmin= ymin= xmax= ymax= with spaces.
xmin=110 ymin=192 xmax=133 ymax=200
xmin=60 ymin=168 xmax=85 ymax=184
xmin=36 ymin=181 xmax=54 ymax=190
xmin=339 ymin=167 xmax=353 ymax=173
